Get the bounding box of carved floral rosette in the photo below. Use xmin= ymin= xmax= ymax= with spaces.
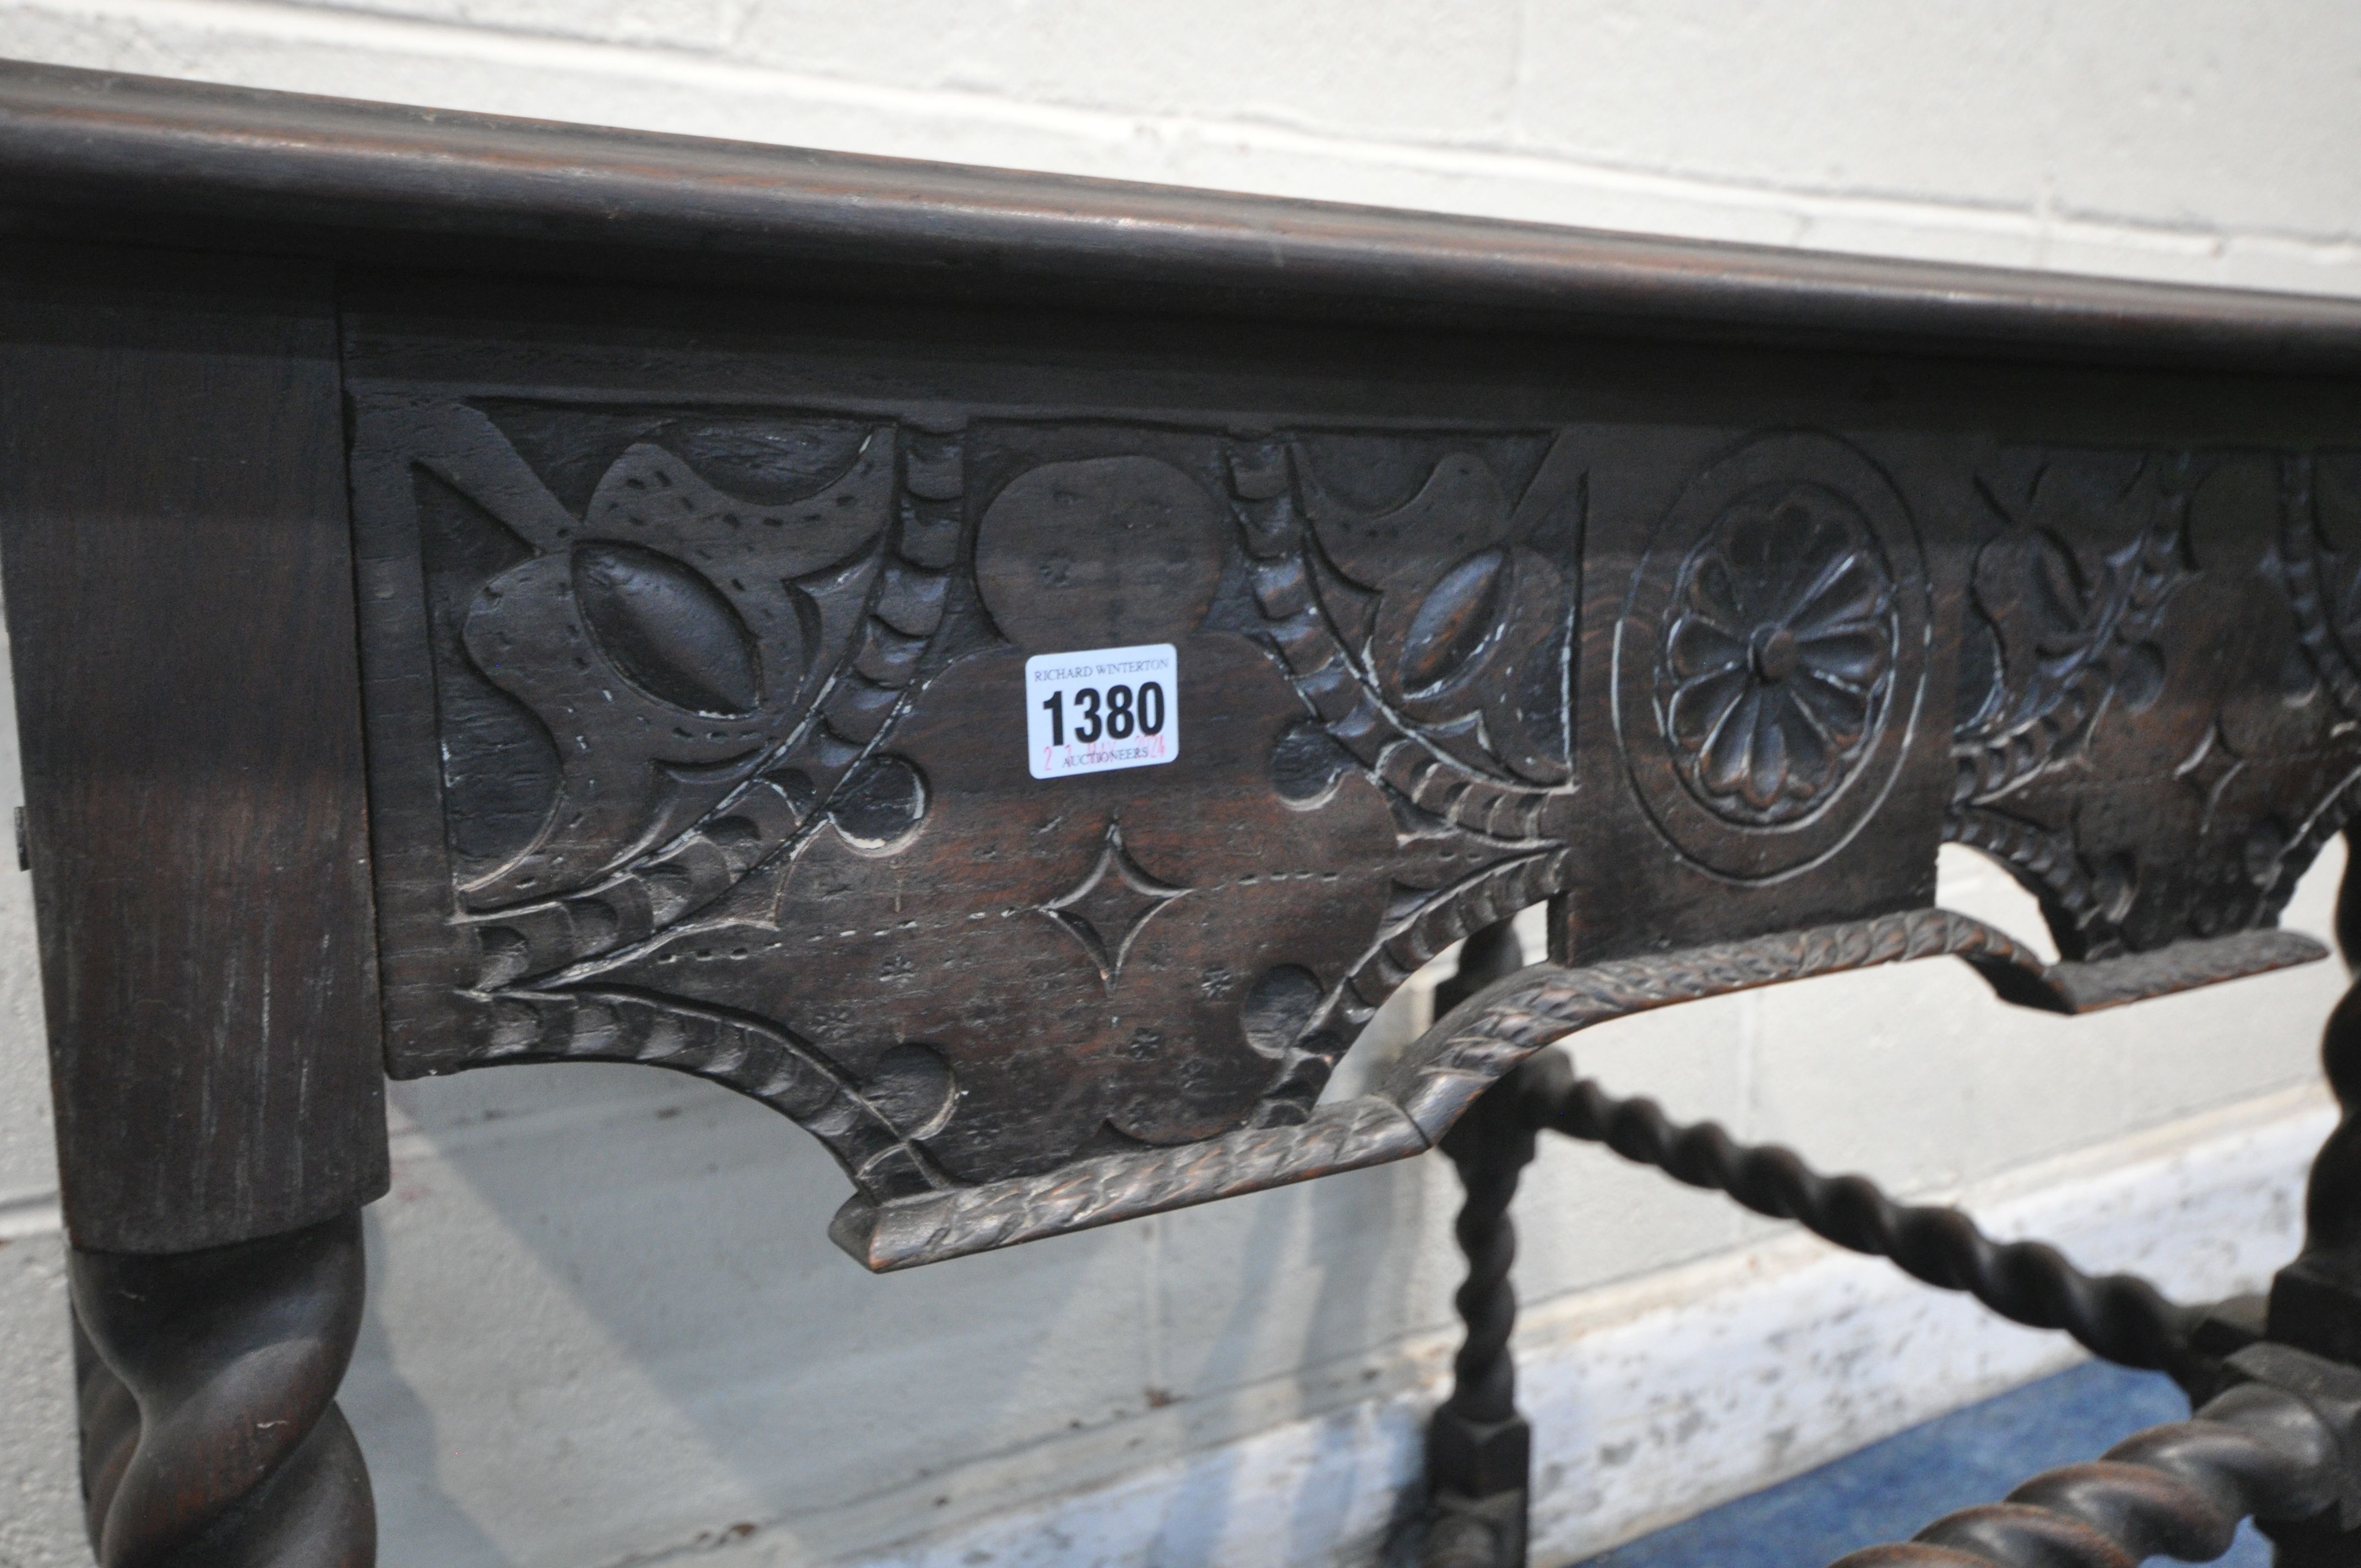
xmin=1616 ymin=432 xmax=1931 ymax=881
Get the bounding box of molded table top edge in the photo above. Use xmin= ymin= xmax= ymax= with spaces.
xmin=3 ymin=59 xmax=2361 ymax=373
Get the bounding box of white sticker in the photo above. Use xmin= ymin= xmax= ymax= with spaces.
xmin=1025 ymin=643 xmax=1179 ymax=780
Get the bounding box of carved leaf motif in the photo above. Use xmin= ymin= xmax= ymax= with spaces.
xmin=447 ymin=428 xmax=901 ymax=912
xmin=2281 ymin=451 xmax=2361 ymax=719
xmin=1935 ymin=450 xmax=2337 ymax=964
xmin=381 ymin=410 xmax=1600 ymax=1208
xmin=1954 ymin=458 xmax=2190 ymax=805
xmin=1242 ymin=434 xmax=1582 ymax=823
xmin=400 ymin=408 xmax=955 ymax=1036
xmin=587 ymin=633 xmax=1408 ymax=1186
xmin=570 ymin=541 xmax=763 ymax=715
xmin=1397 ymin=547 xmax=1510 ymax=700
xmin=346 ymin=404 xmax=2361 ymax=1262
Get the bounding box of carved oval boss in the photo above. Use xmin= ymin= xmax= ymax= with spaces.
xmin=1616 ymin=432 xmax=1930 ymax=879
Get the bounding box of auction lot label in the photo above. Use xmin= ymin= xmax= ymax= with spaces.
xmin=1025 ymin=644 xmax=1178 ymax=780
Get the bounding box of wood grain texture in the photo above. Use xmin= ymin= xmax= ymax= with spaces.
xmin=0 ymin=239 xmax=387 ymax=1254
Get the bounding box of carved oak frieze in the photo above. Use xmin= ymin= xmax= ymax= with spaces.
xmin=354 ymin=405 xmax=1584 ymax=1212
xmin=347 ymin=390 xmax=2357 ymax=1268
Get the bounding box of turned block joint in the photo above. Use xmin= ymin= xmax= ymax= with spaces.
xmin=1429 ymin=1407 xmax=1532 ymax=1502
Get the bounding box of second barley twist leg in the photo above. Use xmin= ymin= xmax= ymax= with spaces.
xmin=70 ymin=1211 xmax=375 ymax=1568
xmin=2264 ymin=828 xmax=2361 ymax=1564
xmin=1424 ymin=914 xmax=1540 ymax=1568
xmin=1424 ymin=1064 xmax=1545 ymax=1568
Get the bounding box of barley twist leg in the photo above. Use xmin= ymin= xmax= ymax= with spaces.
xmin=2263 ymin=829 xmax=2361 ymax=1564
xmin=1829 ymin=1380 xmax=2343 ymax=1567
xmin=1424 ymin=918 xmax=1538 ymax=1568
xmin=69 ymin=1211 xmax=374 ymax=1567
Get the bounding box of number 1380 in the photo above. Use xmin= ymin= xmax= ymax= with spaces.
xmin=1041 ymin=681 xmax=1166 ymax=746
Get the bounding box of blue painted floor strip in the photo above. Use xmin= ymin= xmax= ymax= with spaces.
xmin=1574 ymin=1359 xmax=2270 ymax=1567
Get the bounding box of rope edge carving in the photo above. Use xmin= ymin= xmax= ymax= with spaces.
xmin=834 ymin=910 xmax=2324 ymax=1271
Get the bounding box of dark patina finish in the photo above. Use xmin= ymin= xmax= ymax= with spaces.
xmin=3 ymin=58 xmax=2361 ymax=1567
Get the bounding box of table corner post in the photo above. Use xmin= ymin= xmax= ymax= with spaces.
xmin=0 ymin=238 xmax=390 ymax=1566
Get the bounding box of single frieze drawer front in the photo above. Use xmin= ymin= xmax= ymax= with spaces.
xmin=343 ymin=320 xmax=2361 ymax=1268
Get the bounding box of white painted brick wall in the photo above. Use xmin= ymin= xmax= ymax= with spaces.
xmin=0 ymin=7 xmax=2354 ymax=1565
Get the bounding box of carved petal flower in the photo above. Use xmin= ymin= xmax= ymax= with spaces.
xmin=1667 ymin=613 xmax=1747 ymax=683
xmin=1667 ymin=660 xmax=1750 ymax=753
xmin=1662 ymin=491 xmax=1897 ymax=824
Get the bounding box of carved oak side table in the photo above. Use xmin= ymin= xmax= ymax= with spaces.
xmin=6 ymin=60 xmax=2361 ymax=1568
